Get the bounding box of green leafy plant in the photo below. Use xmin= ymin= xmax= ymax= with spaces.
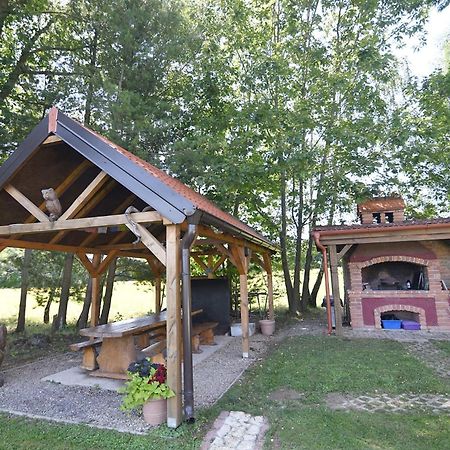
xmin=119 ymin=359 xmax=175 ymax=411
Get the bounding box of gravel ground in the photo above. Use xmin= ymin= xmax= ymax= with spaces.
xmin=0 ymin=352 xmax=152 ymax=434
xmin=0 ymin=334 xmax=275 ymax=434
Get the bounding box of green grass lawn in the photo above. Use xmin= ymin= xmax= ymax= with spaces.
xmin=210 ymin=336 xmax=450 ymax=449
xmin=432 ymin=340 xmax=450 ymax=357
xmin=1 ymin=336 xmax=449 ymax=449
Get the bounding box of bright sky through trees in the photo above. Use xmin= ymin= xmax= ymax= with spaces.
xmin=400 ymin=5 xmax=450 ymax=76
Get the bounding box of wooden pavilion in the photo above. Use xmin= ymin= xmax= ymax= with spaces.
xmin=0 ymin=107 xmax=276 ymax=427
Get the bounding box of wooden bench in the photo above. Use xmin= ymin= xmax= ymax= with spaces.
xmin=191 ymin=322 xmax=218 ymax=352
xmin=142 ymin=339 xmax=167 ymax=364
xmin=69 ymin=338 xmax=103 ymax=371
xmin=142 ymin=322 xmax=219 ymax=358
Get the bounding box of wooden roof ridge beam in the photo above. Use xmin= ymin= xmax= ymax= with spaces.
xmin=50 ymin=179 xmax=117 ymax=245
xmin=0 ymin=211 xmax=162 ymax=236
xmin=125 ymin=222 xmax=166 ymax=266
xmin=4 ymin=184 xmax=50 ymax=223
xmin=59 ymin=170 xmax=109 ymax=221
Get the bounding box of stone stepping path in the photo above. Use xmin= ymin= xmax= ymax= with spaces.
xmin=404 ymin=341 xmax=450 ymax=378
xmin=327 ymin=393 xmax=450 ymax=414
xmin=201 ymin=411 xmax=268 ymax=450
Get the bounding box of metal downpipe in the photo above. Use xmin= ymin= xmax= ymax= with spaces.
xmin=313 ymin=232 xmax=333 ymax=335
xmin=181 ymin=222 xmax=197 ymax=422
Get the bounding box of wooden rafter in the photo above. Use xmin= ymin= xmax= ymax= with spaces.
xmin=251 ymin=253 xmax=265 ymax=269
xmin=4 ymin=184 xmax=49 ymax=223
xmin=337 ymin=244 xmax=353 ymax=260
xmin=192 ymin=254 xmax=209 ymax=272
xmin=0 ymin=211 xmax=162 ymax=236
xmin=230 ymin=246 xmax=247 ymax=275
xmin=23 ymin=160 xmax=92 ymax=225
xmin=77 ymin=253 xmax=97 ymax=276
xmin=96 ymin=250 xmax=119 ymax=275
xmin=196 ymin=224 xmax=268 ymax=253
xmin=212 ymin=254 xmax=227 ymax=272
xmin=59 ymin=170 xmax=109 ymax=221
xmin=50 ymin=179 xmax=117 ymax=245
xmin=0 ymin=237 xmax=146 ymax=259
xmin=77 ymin=250 xmax=120 ymax=277
xmin=126 ymin=223 xmax=166 ymax=266
xmin=213 ymin=243 xmax=237 ymax=267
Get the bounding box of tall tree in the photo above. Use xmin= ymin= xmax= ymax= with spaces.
xmin=16 ymin=249 xmax=32 ymax=332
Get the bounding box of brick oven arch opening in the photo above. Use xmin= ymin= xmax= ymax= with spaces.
xmin=374 ymin=305 xmax=426 ymax=329
xmin=362 ymin=260 xmax=428 ymax=291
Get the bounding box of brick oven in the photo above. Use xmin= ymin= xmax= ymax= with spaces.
xmin=314 ymin=197 xmax=450 ymax=333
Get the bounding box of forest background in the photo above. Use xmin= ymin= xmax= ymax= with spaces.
xmin=0 ymin=0 xmax=449 ymax=328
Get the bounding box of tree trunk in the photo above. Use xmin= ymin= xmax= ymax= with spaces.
xmin=55 ymin=253 xmax=74 ymax=330
xmin=279 ymin=169 xmax=296 ymax=314
xmin=302 ymin=234 xmax=314 ymax=307
xmin=310 ymin=265 xmax=324 ymax=307
xmin=77 ymin=278 xmax=92 ymax=329
xmin=43 ymin=289 xmax=55 ymax=324
xmin=293 ymin=179 xmax=304 ymax=313
xmin=16 ymin=248 xmax=32 ymax=332
xmin=99 ymin=258 xmax=116 ymax=325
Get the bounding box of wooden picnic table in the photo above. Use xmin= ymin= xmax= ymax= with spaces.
xmin=79 ymin=310 xmax=201 ymax=379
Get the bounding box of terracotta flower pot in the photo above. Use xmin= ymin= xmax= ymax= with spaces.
xmin=259 ymin=319 xmax=275 ymax=336
xmin=142 ymin=398 xmax=167 ymax=426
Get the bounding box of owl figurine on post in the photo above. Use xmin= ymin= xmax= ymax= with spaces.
xmin=41 ymin=188 xmax=62 ymax=221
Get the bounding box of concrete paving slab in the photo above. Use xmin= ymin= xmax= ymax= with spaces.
xmin=42 ymin=366 xmax=123 ymax=391
xmin=41 ymin=334 xmax=233 ymax=392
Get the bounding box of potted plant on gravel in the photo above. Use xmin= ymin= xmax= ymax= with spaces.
xmin=119 ymin=358 xmax=174 ymax=425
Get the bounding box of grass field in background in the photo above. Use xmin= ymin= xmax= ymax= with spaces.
xmin=0 ymin=282 xmax=155 ymax=328
xmin=0 ymin=268 xmax=343 ymax=329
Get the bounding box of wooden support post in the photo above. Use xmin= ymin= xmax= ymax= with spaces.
xmin=231 ymin=246 xmax=250 ymax=358
xmin=329 ymin=245 xmax=343 ymax=336
xmin=165 ymin=224 xmax=182 ymax=428
xmin=90 ymin=254 xmax=102 ymax=327
xmin=155 ymin=276 xmax=162 ymax=313
xmin=240 ymin=271 xmax=249 ymax=357
xmin=263 ymin=253 xmax=274 ymax=321
xmin=146 ymin=257 xmax=163 ymax=313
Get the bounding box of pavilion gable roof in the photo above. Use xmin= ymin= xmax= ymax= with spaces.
xmin=0 ymin=108 xmax=274 ymax=250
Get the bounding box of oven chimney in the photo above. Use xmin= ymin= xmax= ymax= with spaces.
xmin=357 ymin=197 xmax=406 ymax=224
